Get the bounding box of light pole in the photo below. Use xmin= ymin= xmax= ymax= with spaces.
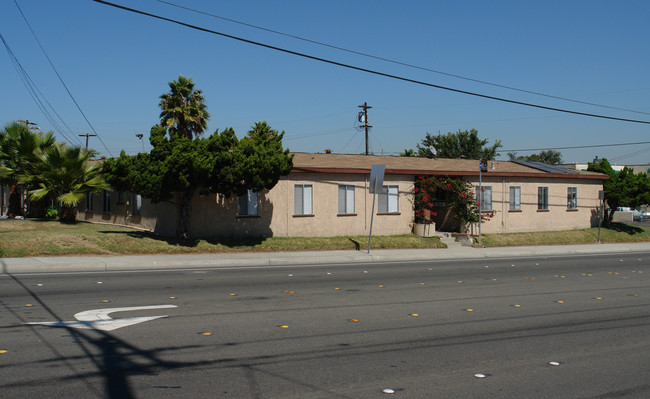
xmin=135 ymin=133 xmax=144 ymax=153
xmin=478 ymin=158 xmax=487 ymax=247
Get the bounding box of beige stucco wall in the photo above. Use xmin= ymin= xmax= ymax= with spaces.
xmin=466 ymin=176 xmax=602 ymax=234
xmin=267 ymin=173 xmax=414 ymax=237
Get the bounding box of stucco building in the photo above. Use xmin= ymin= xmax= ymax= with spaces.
xmin=75 ymin=153 xmax=607 ymax=238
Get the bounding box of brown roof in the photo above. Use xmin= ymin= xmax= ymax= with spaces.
xmin=291 ymin=153 xmax=607 ymax=180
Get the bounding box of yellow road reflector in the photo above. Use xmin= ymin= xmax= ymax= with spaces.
xmin=25 ymin=304 xmax=33 ymax=307
xmin=465 ymin=308 xmax=474 ymax=312
xmin=0 ymin=350 xmax=7 ymax=354
xmin=334 ymin=288 xmax=340 ymax=290
xmin=457 ymin=280 xmax=463 ymax=283
xmin=201 ymin=332 xmax=212 ymax=336
xmin=513 ymin=304 xmax=521 ymax=308
xmin=378 ymin=285 xmax=384 ymax=288
xmin=595 ymin=297 xmax=603 ymax=300
xmin=229 ymin=293 xmax=237 ymax=296
xmin=409 ymin=313 xmax=419 ymax=317
xmin=348 ymin=318 xmax=359 ymax=322
xmin=556 ymin=300 xmax=565 ymax=304
xmin=102 ymin=300 xmax=110 ymax=303
xmin=169 ymin=297 xmax=176 ymax=299
xmin=280 ymin=325 xmax=289 ymax=329
xmin=629 ymin=294 xmax=639 ymax=297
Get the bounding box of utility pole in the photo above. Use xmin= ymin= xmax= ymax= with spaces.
xmin=358 ymin=102 xmax=372 ymax=155
xmin=78 ymin=133 xmax=97 ymax=150
xmin=135 ymin=133 xmax=145 ymax=152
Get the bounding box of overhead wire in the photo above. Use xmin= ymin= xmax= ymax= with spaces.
xmin=155 ymin=0 xmax=650 ymax=117
xmin=12 ymin=0 xmax=113 ymax=157
xmin=94 ymin=0 xmax=650 ymax=126
xmin=0 ymin=32 xmax=79 ymax=145
xmin=503 ymin=141 xmax=650 ymax=152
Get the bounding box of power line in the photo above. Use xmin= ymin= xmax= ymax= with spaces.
xmin=503 ymin=141 xmax=650 ymax=152
xmin=0 ymin=32 xmax=79 ymax=145
xmin=13 ymin=0 xmax=113 ymax=157
xmin=155 ymin=0 xmax=650 ymax=117
xmin=94 ymin=0 xmax=650 ymax=126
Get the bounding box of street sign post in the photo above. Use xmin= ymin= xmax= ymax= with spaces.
xmin=367 ymin=165 xmax=386 ymax=253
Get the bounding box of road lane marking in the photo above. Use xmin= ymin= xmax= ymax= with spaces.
xmin=25 ymin=305 xmax=177 ymax=331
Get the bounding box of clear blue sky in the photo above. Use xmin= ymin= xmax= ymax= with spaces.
xmin=2 ymin=0 xmax=649 ymax=164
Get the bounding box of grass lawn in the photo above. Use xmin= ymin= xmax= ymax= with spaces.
xmin=480 ymin=223 xmax=650 ymax=247
xmin=0 ymin=219 xmax=445 ymax=257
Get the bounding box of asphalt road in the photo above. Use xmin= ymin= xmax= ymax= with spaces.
xmin=2 ymin=252 xmax=650 ymax=398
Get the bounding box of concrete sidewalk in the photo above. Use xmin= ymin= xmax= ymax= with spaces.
xmin=2 ymin=241 xmax=650 ymax=274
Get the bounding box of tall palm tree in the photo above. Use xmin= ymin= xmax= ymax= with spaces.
xmin=159 ymin=75 xmax=210 ymax=139
xmin=27 ymin=144 xmax=108 ymax=223
xmin=0 ymin=121 xmax=56 ymax=218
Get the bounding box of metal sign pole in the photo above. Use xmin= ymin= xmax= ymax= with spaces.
xmin=367 ymin=188 xmax=377 ymax=254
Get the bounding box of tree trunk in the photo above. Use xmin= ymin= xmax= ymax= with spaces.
xmin=175 ymin=188 xmax=195 ymax=239
xmin=28 ymin=197 xmax=47 ymax=218
xmin=8 ymin=184 xmax=24 ymax=218
xmin=59 ymin=204 xmax=77 ymax=224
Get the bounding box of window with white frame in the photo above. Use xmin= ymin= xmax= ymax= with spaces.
xmin=538 ymin=187 xmax=549 ymax=210
xmin=378 ymin=185 xmax=399 ymax=213
xmin=294 ymin=184 xmax=313 ymax=215
xmin=102 ymin=190 xmax=111 ymax=213
xmin=132 ymin=193 xmax=142 ymax=216
xmin=238 ymin=189 xmax=258 ymax=216
xmin=338 ymin=185 xmax=355 ymax=214
xmin=509 ymin=186 xmax=521 ymax=211
xmin=476 ymin=186 xmax=493 ymax=211
xmin=86 ymin=193 xmax=94 ymax=212
xmin=567 ymin=187 xmax=578 ymax=210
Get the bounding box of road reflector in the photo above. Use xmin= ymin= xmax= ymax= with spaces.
xmin=201 ymin=332 xmax=212 ymax=336
xmin=465 ymin=308 xmax=474 ymax=312
xmin=280 ymin=325 xmax=289 ymax=329
xmin=382 ymin=388 xmax=395 ymax=394
xmin=102 ymin=300 xmax=110 ymax=303
xmin=348 ymin=318 xmax=359 ymax=322
xmin=25 ymin=304 xmax=33 ymax=307
xmin=0 ymin=350 xmax=7 ymax=354
xmin=474 ymin=373 xmax=487 ymax=378
xmin=409 ymin=313 xmax=419 ymax=317
xmin=549 ymin=361 xmax=561 ymax=366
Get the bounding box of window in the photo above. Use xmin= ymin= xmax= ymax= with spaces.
xmin=102 ymin=190 xmax=111 ymax=213
xmin=476 ymin=186 xmax=493 ymax=211
xmin=378 ymin=185 xmax=399 ymax=213
xmin=538 ymin=187 xmax=549 ymax=210
xmin=509 ymin=186 xmax=521 ymax=211
xmin=86 ymin=193 xmax=94 ymax=212
xmin=294 ymin=184 xmax=313 ymax=215
xmin=238 ymin=189 xmax=258 ymax=216
xmin=132 ymin=193 xmax=142 ymax=216
xmin=338 ymin=185 xmax=355 ymax=214
xmin=567 ymin=187 xmax=578 ymax=210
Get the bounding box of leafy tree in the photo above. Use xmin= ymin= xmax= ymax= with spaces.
xmin=0 ymin=121 xmax=56 ymax=218
xmin=416 ymin=129 xmax=501 ymax=159
xmin=159 ymin=75 xmax=210 ymax=139
xmin=103 ymin=123 xmax=293 ymax=239
xmin=26 ymin=144 xmax=109 ymax=223
xmin=413 ymin=176 xmax=495 ymax=229
xmin=588 ymin=158 xmax=650 ymax=226
xmin=508 ymin=150 xmax=563 ymax=165
xmin=399 ymin=148 xmax=416 ymax=157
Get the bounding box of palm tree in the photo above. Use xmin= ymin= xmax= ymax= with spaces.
xmin=159 ymin=75 xmax=210 ymax=139
xmin=27 ymin=144 xmax=109 ymax=223
xmin=0 ymin=121 xmax=56 ymax=218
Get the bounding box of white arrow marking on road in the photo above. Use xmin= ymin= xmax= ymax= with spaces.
xmin=25 ymin=305 xmax=177 ymax=331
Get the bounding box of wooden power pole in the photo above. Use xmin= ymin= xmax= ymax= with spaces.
xmin=358 ymin=102 xmax=372 ymax=155
xmin=78 ymin=133 xmax=97 ymax=150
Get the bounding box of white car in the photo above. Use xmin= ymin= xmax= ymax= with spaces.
xmin=616 ymin=207 xmax=643 ymax=221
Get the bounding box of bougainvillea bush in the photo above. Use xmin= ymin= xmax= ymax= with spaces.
xmin=413 ymin=176 xmax=495 ymax=228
